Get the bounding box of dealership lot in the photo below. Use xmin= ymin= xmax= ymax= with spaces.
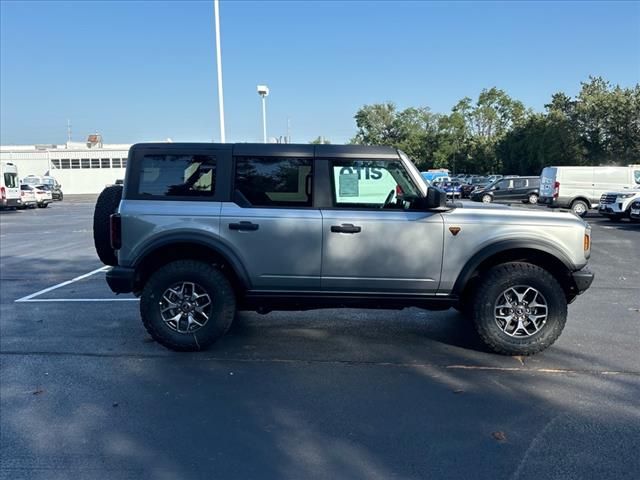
xmin=1 ymin=197 xmax=639 ymax=480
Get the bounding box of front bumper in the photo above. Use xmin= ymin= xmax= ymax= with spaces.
xmin=106 ymin=266 xmax=135 ymax=294
xmin=570 ymin=267 xmax=594 ymax=296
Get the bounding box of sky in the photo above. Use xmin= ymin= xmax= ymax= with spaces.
xmin=1 ymin=0 xmax=639 ymax=145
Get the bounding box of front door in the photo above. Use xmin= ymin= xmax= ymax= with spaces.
xmin=219 ymin=155 xmax=322 ymax=290
xmin=319 ymin=158 xmax=444 ymax=294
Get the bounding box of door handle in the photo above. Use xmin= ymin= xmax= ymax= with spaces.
xmin=229 ymin=221 xmax=259 ymax=231
xmin=331 ymin=223 xmax=361 ymax=234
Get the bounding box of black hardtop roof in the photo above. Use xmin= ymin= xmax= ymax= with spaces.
xmin=130 ymin=143 xmax=400 ymax=159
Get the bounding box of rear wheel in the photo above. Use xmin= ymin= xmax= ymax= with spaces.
xmin=93 ymin=185 xmax=123 ymax=266
xmin=570 ymin=199 xmax=588 ymax=217
xmin=527 ymin=193 xmax=538 ymax=204
xmin=471 ymin=262 xmax=567 ymax=356
xmin=140 ymin=260 xmax=236 ymax=351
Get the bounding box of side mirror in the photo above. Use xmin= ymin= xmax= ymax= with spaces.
xmin=419 ymin=186 xmax=447 ymax=210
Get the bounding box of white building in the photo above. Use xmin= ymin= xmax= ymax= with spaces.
xmin=0 ymin=135 xmax=132 ymax=194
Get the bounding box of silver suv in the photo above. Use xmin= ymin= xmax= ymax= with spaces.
xmin=94 ymin=143 xmax=594 ymax=355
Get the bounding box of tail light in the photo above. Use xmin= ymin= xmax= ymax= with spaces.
xmin=1 ymin=187 xmax=5 ymax=200
xmin=553 ymin=181 xmax=560 ymax=199
xmin=110 ymin=213 xmax=122 ymax=250
xmin=395 ymin=184 xmax=404 ymax=196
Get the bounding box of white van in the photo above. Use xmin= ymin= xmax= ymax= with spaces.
xmin=1 ymin=162 xmax=22 ymax=210
xmin=539 ymin=165 xmax=640 ymax=216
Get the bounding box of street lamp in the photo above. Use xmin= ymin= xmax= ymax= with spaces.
xmin=213 ymin=0 xmax=226 ymax=143
xmin=257 ymin=85 xmax=269 ymax=143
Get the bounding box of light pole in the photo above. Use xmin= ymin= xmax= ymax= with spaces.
xmin=213 ymin=0 xmax=226 ymax=142
xmin=257 ymin=85 xmax=269 ymax=143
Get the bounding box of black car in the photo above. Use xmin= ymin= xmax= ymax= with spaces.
xmin=460 ymin=176 xmax=489 ymax=198
xmin=470 ymin=176 xmax=540 ymax=204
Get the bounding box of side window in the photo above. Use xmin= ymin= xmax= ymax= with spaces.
xmin=495 ymin=180 xmax=508 ymax=190
xmin=234 ymin=157 xmax=312 ymax=207
xmin=330 ymin=159 xmax=421 ymax=208
xmin=137 ymin=154 xmax=216 ymax=198
xmin=513 ymin=179 xmax=527 ymax=189
xmin=634 ymin=170 xmax=640 ymax=184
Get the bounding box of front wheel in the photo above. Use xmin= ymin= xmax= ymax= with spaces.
xmin=140 ymin=260 xmax=236 ymax=351
xmin=471 ymin=262 xmax=567 ymax=356
xmin=482 ymin=194 xmax=492 ymax=203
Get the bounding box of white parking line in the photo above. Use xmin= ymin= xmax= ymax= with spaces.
xmin=14 ymin=266 xmax=138 ymax=303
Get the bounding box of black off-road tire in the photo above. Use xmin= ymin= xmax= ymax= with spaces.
xmin=93 ymin=185 xmax=123 ymax=266
xmin=471 ymin=262 xmax=567 ymax=356
xmin=140 ymin=260 xmax=236 ymax=351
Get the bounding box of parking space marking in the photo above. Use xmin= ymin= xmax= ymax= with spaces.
xmin=14 ymin=266 xmax=128 ymax=303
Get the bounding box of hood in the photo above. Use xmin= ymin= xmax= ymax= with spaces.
xmin=444 ymin=202 xmax=586 ymax=228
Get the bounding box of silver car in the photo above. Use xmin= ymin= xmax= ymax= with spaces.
xmin=94 ymin=143 xmax=594 ymax=355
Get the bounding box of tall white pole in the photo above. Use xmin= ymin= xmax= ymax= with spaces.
xmin=214 ymin=0 xmax=226 ymax=143
xmin=261 ymin=95 xmax=267 ymax=143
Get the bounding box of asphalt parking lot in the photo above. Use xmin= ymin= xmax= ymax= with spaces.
xmin=1 ymin=197 xmax=639 ymax=480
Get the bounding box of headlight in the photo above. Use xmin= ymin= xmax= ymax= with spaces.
xmin=618 ymin=193 xmax=636 ymax=199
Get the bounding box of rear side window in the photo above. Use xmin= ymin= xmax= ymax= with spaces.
xmin=137 ymin=154 xmax=216 ymax=198
xmin=234 ymin=157 xmax=312 ymax=207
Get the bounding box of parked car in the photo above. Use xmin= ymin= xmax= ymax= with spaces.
xmin=18 ymin=184 xmax=37 ymax=209
xmin=441 ymin=181 xmax=462 ymax=199
xmin=486 ymin=174 xmax=503 ymax=183
xmin=630 ymin=199 xmax=640 ymax=222
xmin=470 ymin=176 xmax=540 ymax=204
xmin=598 ymin=187 xmax=640 ymax=221
xmin=22 ymin=175 xmax=63 ymax=200
xmin=33 ymin=185 xmax=53 ymax=208
xmin=460 ymin=176 xmax=489 ymax=198
xmin=539 ymin=165 xmax=640 ymax=217
xmin=1 ymin=162 xmax=22 ymax=210
xmin=93 ymin=142 xmax=593 ymax=356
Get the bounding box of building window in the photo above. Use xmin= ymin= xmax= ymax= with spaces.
xmin=101 ymin=158 xmax=110 ymax=168
xmin=121 ymin=158 xmax=127 ymax=168
xmin=234 ymin=157 xmax=313 ymax=207
xmin=71 ymin=159 xmax=80 ymax=169
xmin=81 ymin=158 xmax=90 ymax=169
xmin=91 ymin=159 xmax=100 ymax=168
xmin=51 ymin=159 xmax=61 ymax=169
xmin=112 ymin=158 xmax=121 ymax=168
xmin=61 ymin=159 xmax=71 ymax=169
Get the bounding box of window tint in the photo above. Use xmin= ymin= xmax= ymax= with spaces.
xmin=138 ymin=154 xmax=216 ymax=197
xmin=513 ymin=179 xmax=527 ymax=189
xmin=234 ymin=157 xmax=312 ymax=207
xmin=330 ymin=159 xmax=421 ymax=208
xmin=91 ymin=159 xmax=100 ymax=168
xmin=101 ymin=158 xmax=110 ymax=168
xmin=4 ymin=173 xmax=18 ymax=188
xmin=71 ymin=159 xmax=80 ymax=169
xmin=81 ymin=159 xmax=90 ymax=169
xmin=634 ymin=170 xmax=640 ymax=184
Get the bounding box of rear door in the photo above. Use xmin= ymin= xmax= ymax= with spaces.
xmin=219 ymin=147 xmax=322 ymax=290
xmin=2 ymin=166 xmax=20 ymax=202
xmin=319 ymin=157 xmax=443 ymax=293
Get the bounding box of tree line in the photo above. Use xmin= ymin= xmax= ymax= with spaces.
xmin=340 ymin=77 xmax=639 ymax=175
